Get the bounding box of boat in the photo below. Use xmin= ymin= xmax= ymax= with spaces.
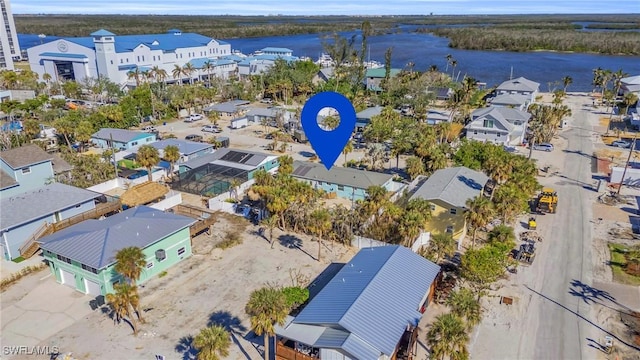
xmin=315 ymin=53 xmax=334 ymax=67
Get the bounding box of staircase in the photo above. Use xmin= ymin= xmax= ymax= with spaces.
xmin=19 ymin=222 xmax=54 ymax=259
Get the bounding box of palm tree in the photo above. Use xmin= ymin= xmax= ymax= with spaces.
xmin=203 ymin=61 xmax=214 ymax=85
xmin=309 ymin=208 xmax=331 ymax=261
xmin=464 ymin=196 xmax=495 ymax=248
xmin=127 ymin=68 xmax=142 ymax=87
xmin=229 ymin=178 xmax=242 ymax=201
xmin=114 ymin=246 xmax=147 ymax=322
xmin=106 ymin=282 xmax=140 ymax=335
xmin=562 ymin=76 xmax=573 ymax=92
xmin=446 ymin=288 xmax=482 ymax=329
xmin=183 ymin=63 xmax=196 ymax=85
xmin=428 ymin=232 xmax=457 ymax=264
xmin=136 ymin=145 xmax=160 ymax=182
xmin=427 ymin=312 xmax=469 ymax=360
xmin=445 ymin=54 xmax=452 ymax=72
xmin=622 ymin=93 xmax=639 ymax=118
xmin=162 ymin=145 xmax=180 ymax=180
xmin=193 ymin=325 xmax=231 ymax=360
xmin=342 ymin=141 xmax=353 ymax=166
xmin=450 ymin=59 xmax=458 ymax=80
xmin=245 ymin=287 xmax=289 ymax=360
xmin=172 ymin=64 xmax=184 ymax=85
xmin=262 ymin=215 xmax=279 ymax=249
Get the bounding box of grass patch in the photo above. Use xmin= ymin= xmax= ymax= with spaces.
xmin=217 ymin=231 xmax=243 ymax=250
xmin=12 ymin=256 xmax=25 ymax=263
xmin=1 ymin=263 xmax=48 ymax=292
xmin=608 ymin=243 xmax=640 ymax=286
xmin=158 ymin=271 xmax=168 ymax=278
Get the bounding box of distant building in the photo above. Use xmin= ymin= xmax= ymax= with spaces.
xmin=147 ymin=138 xmax=214 ymax=164
xmin=0 ymin=0 xmax=20 ymax=70
xmin=91 ymin=128 xmax=157 ymax=150
xmin=425 ymin=109 xmax=452 ymax=125
xmin=621 ymin=75 xmax=640 ymax=97
xmin=364 ymin=68 xmax=402 ymax=92
xmin=291 ymin=160 xmax=402 ymax=202
xmin=276 ymin=245 xmax=441 ymax=360
xmin=410 ymin=166 xmax=489 ymax=245
xmin=495 ymin=76 xmax=540 ymax=105
xmin=204 ymin=100 xmax=250 ymax=117
xmin=39 ymin=206 xmax=195 ymax=296
xmin=355 ymin=106 xmax=401 ymax=131
xmin=237 ymin=53 xmax=299 ymax=78
xmin=25 ymin=29 xmax=232 ymax=87
xmin=489 ymin=93 xmax=532 ymax=111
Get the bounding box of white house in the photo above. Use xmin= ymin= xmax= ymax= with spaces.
xmin=466 ymin=106 xmax=532 ymax=146
xmin=495 ymin=76 xmax=540 ymax=106
xmin=26 ymin=29 xmax=232 ymax=88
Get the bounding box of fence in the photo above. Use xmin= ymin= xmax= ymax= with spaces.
xmin=351 ymin=235 xmax=391 ymax=249
xmin=150 ymin=191 xmax=182 ymax=211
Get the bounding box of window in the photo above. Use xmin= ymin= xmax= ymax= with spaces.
xmin=177 ymin=247 xmax=186 ymax=256
xmin=120 ymin=59 xmax=123 ymax=64
xmin=449 ymin=208 xmax=457 ymax=215
xmin=338 ymin=185 xmax=345 ymax=191
xmin=146 ymin=262 xmax=154 ymax=269
xmin=112 ymin=280 xmax=120 ymax=287
xmin=142 ymin=56 xmax=145 ymax=61
xmin=473 ymin=131 xmax=478 ymax=135
xmin=81 ymin=264 xmax=98 ymax=274
xmin=430 ymin=204 xmax=436 ymax=211
xmin=57 ymin=254 xmax=71 ymax=264
xmin=21 ymin=167 xmax=31 ymax=174
xmin=110 ymin=60 xmax=113 ymax=65
xmin=131 ymin=141 xmax=138 ymax=146
xmin=483 ymin=119 xmax=494 ymax=128
xmin=446 ymin=226 xmax=454 ymax=233
xmin=137 ymin=56 xmax=140 ymax=62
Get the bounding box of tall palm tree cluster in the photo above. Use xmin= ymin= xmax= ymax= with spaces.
xmin=251 ymin=58 xmax=319 ymax=104
xmin=526 ymin=90 xmax=572 ymax=152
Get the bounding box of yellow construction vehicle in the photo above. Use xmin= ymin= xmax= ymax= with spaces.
xmin=536 ymin=188 xmax=558 ymax=214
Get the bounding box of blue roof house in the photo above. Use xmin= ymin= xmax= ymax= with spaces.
xmin=275 ymin=245 xmax=441 ymax=360
xmin=148 ymin=139 xmax=214 ymax=165
xmin=91 ymin=128 xmax=157 ymax=151
xmin=39 ymin=206 xmax=196 ymax=296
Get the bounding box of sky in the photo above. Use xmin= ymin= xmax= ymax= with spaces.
xmin=11 ymin=0 xmax=640 ymax=16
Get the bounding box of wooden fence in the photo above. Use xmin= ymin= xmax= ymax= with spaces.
xmin=275 ymin=343 xmax=317 ymax=360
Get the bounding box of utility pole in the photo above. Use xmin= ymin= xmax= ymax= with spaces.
xmin=110 ymin=133 xmax=118 ymax=179
xmin=617 ymin=134 xmax=637 ymax=196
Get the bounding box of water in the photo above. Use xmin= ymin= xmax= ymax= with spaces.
xmin=223 ymin=25 xmax=640 ymax=92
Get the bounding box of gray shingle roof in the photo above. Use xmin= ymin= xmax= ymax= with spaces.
xmin=410 ymin=166 xmax=488 ymax=208
xmin=0 ymin=144 xmax=53 ymax=169
xmin=496 ymin=76 xmax=540 ymax=93
xmin=148 ymin=139 xmax=213 ymax=156
xmin=91 ymin=128 xmax=153 ymax=143
xmin=51 ymin=153 xmax=73 ymax=174
xmin=246 ymin=107 xmax=279 ymax=118
xmin=39 ymin=206 xmax=195 ymax=269
xmin=290 ymin=246 xmax=441 ymax=359
xmin=204 ymin=100 xmax=250 ymax=113
xmin=489 ymin=106 xmax=532 ymax=122
xmin=0 ymin=169 xmax=17 ymax=190
xmin=0 ymin=183 xmax=102 ymax=231
xmin=490 ymin=93 xmax=530 ymax=106
xmin=292 ymin=161 xmax=393 ymax=190
xmin=467 ymin=107 xmax=514 ymax=132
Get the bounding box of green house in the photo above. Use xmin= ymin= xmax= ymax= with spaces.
xmin=39 ymin=206 xmax=196 ymax=296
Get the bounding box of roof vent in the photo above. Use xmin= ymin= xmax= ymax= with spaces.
xmin=342 ymin=278 xmax=345 ymax=283
xmin=136 ymin=232 xmax=139 ymax=236
xmin=147 ymin=225 xmax=150 ymax=229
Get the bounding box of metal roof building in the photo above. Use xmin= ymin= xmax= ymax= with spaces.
xmin=410 ymin=166 xmax=488 ymax=208
xmin=276 ymin=245 xmax=441 ymax=360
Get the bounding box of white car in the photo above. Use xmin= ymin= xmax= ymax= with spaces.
xmin=142 ymin=125 xmax=157 ymax=133
xmin=189 ymin=114 xmax=204 ymax=121
xmin=202 ymin=125 xmax=222 ymax=133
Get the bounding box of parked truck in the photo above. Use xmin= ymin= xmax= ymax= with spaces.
xmin=536 ymin=188 xmax=558 ymax=214
xmin=293 ymin=129 xmax=308 ymax=143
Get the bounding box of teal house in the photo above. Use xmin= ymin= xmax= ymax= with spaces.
xmin=38 ymin=206 xmax=195 ymax=296
xmin=291 ymin=161 xmax=400 ymax=202
xmin=91 ymin=128 xmax=157 ymax=151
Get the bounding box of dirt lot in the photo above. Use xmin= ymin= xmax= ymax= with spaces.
xmin=8 ymin=213 xmax=356 ymax=360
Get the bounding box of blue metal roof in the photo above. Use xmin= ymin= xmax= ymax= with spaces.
xmin=293 ymin=245 xmax=441 ymax=358
xmin=39 ymin=52 xmax=88 ymax=59
xmin=18 ymin=33 xmax=61 ymax=50
xmin=261 ymin=47 xmax=293 ymax=53
xmin=39 ymin=206 xmax=196 ymax=269
xmin=221 ymin=54 xmax=245 ymax=62
xmin=90 ymin=29 xmax=116 ymax=36
xmin=63 ymin=32 xmax=220 ymax=54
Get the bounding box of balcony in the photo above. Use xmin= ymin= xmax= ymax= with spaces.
xmin=276 ymin=340 xmax=319 ymax=360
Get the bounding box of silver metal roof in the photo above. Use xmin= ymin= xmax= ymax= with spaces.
xmin=292 ymin=161 xmax=393 ymax=190
xmin=1 ymin=183 xmax=102 ymax=231
xmin=92 ymin=128 xmax=154 ymax=143
xmin=287 ymin=245 xmax=441 ymax=358
xmin=467 ymin=107 xmax=514 ymax=132
xmin=39 ymin=206 xmax=195 ymax=269
xmin=496 ymin=76 xmax=540 ymax=93
xmin=148 ymin=139 xmax=213 ymax=156
xmin=490 ymin=93 xmax=530 ymax=106
xmin=410 ymin=166 xmax=488 ymax=208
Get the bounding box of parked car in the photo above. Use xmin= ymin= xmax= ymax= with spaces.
xmin=260 ymin=98 xmax=273 ymax=104
xmin=610 ymin=140 xmax=631 ymax=148
xmin=185 ymin=134 xmax=203 ymax=142
xmin=533 ymin=143 xmax=554 ymax=152
xmin=189 ymin=113 xmax=204 ymax=121
xmin=201 ymin=124 xmax=222 ymax=133
xmin=142 ymin=125 xmax=157 ymax=133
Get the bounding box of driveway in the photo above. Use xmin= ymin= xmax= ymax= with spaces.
xmin=1 ymin=270 xmax=93 ymax=359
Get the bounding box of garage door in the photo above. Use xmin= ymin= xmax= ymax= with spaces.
xmin=59 ymin=268 xmax=75 ymax=288
xmin=85 ymin=279 xmax=102 ymax=296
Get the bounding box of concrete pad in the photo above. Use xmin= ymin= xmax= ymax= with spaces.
xmin=593 ymin=281 xmax=640 ymax=312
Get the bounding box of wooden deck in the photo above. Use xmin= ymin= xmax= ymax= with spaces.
xmin=276 ymin=342 xmax=318 ymax=360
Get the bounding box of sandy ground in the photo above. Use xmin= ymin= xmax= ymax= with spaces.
xmin=4 ymin=213 xmax=356 ymax=360
xmin=467 ymin=93 xmax=640 ymax=360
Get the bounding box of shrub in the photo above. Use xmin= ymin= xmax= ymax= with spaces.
xmin=158 ymin=271 xmax=168 ymax=278
xmin=217 ymin=231 xmax=243 ymax=249
xmin=1 ymin=263 xmax=47 ymax=291
xmin=281 ymin=286 xmax=309 ymax=310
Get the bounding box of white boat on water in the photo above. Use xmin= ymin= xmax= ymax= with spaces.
xmin=363 ymin=60 xmax=383 ymax=69
xmin=315 ymin=53 xmax=334 ymax=67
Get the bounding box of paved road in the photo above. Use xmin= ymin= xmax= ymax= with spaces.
xmin=518 ymin=99 xmax=598 ymax=359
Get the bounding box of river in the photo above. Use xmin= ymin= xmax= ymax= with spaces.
xmin=224 ymin=25 xmax=640 ymax=92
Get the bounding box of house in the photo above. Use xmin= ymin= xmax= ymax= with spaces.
xmin=186 ymin=57 xmax=237 ymax=80
xmin=291 ymin=161 xmax=401 ymax=202
xmin=173 ymin=148 xmax=280 ymax=196
xmin=355 ymin=106 xmax=401 ymax=131
xmin=312 ymin=67 xmax=334 ymax=85
xmin=203 ymin=100 xmax=250 ymax=117
xmin=275 ymin=245 xmax=441 ymax=360
xmin=260 ymin=47 xmax=293 ymax=57
xmin=0 ymin=90 xmax=36 ymax=102
xmin=0 ymin=144 xmax=55 ymax=197
xmin=39 ymin=206 xmax=196 ymax=296
xmin=91 ymin=128 xmax=157 ymax=151
xmin=364 ymin=68 xmax=402 ymax=92
xmin=410 ymin=166 xmax=489 ymax=244
xmin=237 ymin=54 xmax=299 ymax=77
xmin=1 ymin=182 xmax=105 ymax=261
xmin=495 ymin=76 xmax=540 ymax=105
xmin=466 ymin=106 xmax=532 ymax=146
xmin=489 ymin=93 xmax=532 ymax=111
xmin=425 ymin=109 xmax=452 ymax=125
xmin=147 ymin=139 xmax=214 ymax=165
xmin=25 ymin=29 xmax=231 ymax=86
xmin=427 ymin=86 xmax=454 ymax=101
xmin=621 ymin=75 xmax=640 ymax=97
xmin=245 ymin=107 xmax=289 ymax=125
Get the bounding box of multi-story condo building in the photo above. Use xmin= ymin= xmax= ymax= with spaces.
xmin=0 ymin=0 xmax=21 ymax=70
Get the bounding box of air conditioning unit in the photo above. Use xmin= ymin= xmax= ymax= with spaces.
xmin=155 ymin=249 xmax=166 ymax=261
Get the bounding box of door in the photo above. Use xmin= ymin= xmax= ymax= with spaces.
xmin=85 ymin=279 xmax=102 ymax=296
xmin=59 ymin=268 xmax=75 ymax=288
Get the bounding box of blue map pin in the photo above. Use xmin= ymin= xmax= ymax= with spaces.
xmin=301 ymin=92 xmax=356 ymax=171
